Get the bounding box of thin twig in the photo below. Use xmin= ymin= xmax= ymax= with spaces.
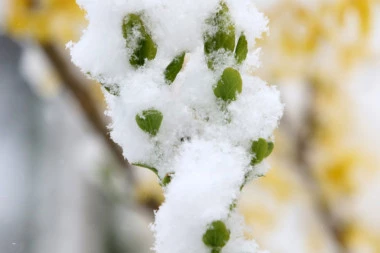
xmin=40 ymin=42 xmax=135 ymax=184
xmin=293 ymin=81 xmax=346 ymax=253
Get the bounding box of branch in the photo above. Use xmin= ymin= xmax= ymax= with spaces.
xmin=40 ymin=42 xmax=135 ymax=184
xmin=293 ymin=80 xmax=347 ymax=253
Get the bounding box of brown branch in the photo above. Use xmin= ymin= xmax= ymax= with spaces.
xmin=292 ymin=81 xmax=347 ymax=253
xmin=40 ymin=42 xmax=135 ymax=184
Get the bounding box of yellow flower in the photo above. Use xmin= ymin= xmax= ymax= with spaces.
xmin=6 ymin=0 xmax=86 ymax=43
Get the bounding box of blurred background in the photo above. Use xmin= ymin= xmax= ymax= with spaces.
xmin=0 ymin=0 xmax=379 ymax=253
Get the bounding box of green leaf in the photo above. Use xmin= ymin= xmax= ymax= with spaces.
xmin=266 ymin=142 xmax=274 ymax=157
xmin=162 ymin=173 xmax=173 ymax=186
xmin=229 ymin=200 xmax=237 ymax=211
xmin=250 ymin=138 xmax=269 ymax=166
xmin=213 ymin=67 xmax=242 ymax=102
xmin=164 ymin=52 xmax=186 ymax=84
xmin=204 ymin=2 xmax=236 ymax=69
xmin=135 ymin=109 xmax=163 ymax=136
xmin=132 ymin=163 xmax=158 ymax=175
xmin=203 ymin=220 xmax=230 ymax=249
xmin=235 ymin=34 xmax=248 ymax=64
xmin=122 ymin=14 xmax=157 ymax=67
xmin=100 ymin=83 xmax=120 ymax=96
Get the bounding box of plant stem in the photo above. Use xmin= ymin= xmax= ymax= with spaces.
xmin=293 ymin=80 xmax=346 ymax=253
xmin=40 ymin=42 xmax=135 ymax=185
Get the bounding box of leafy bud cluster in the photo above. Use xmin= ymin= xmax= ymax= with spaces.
xmin=70 ymin=1 xmax=283 ymax=252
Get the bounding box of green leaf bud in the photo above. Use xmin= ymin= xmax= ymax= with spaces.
xmin=100 ymin=82 xmax=120 ymax=96
xmin=213 ymin=67 xmax=242 ymax=102
xmin=266 ymin=142 xmax=274 ymax=158
xmin=135 ymin=109 xmax=163 ymax=136
xmin=250 ymin=138 xmax=274 ymax=166
xmin=122 ymin=14 xmax=157 ymax=67
xmin=235 ymin=33 xmax=248 ymax=64
xmin=164 ymin=52 xmax=186 ymax=84
xmin=202 ymin=220 xmax=230 ymax=249
xmin=132 ymin=163 xmax=158 ymax=176
xmin=162 ymin=173 xmax=173 ymax=186
xmin=204 ymin=2 xmax=236 ymax=69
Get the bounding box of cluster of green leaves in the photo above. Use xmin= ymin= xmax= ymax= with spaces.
xmin=204 ymin=2 xmax=235 ymax=70
xmin=203 ymin=2 xmax=276 ymax=208
xmin=119 ymin=4 xmax=274 ymax=252
xmin=203 ymin=220 xmax=230 ymax=253
xmin=122 ymin=3 xmax=271 ymax=185
xmin=122 ymin=13 xmax=186 ymax=145
xmin=204 ymin=2 xmax=248 ymax=103
xmin=204 ymin=2 xmax=248 ymax=68
xmin=121 ymin=13 xmax=188 ymax=186
xmin=205 ymin=2 xmax=274 ymax=166
xmin=123 ymin=13 xmax=186 ymax=81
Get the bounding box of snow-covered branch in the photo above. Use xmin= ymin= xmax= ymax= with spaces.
xmin=70 ymin=1 xmax=283 ymax=252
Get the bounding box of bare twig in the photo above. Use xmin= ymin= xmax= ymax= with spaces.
xmin=292 ymin=80 xmax=346 ymax=253
xmin=40 ymin=42 xmax=135 ymax=184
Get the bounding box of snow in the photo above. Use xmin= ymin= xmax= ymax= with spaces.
xmin=70 ymin=1 xmax=283 ymax=252
xmin=152 ymin=140 xmax=250 ymax=253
